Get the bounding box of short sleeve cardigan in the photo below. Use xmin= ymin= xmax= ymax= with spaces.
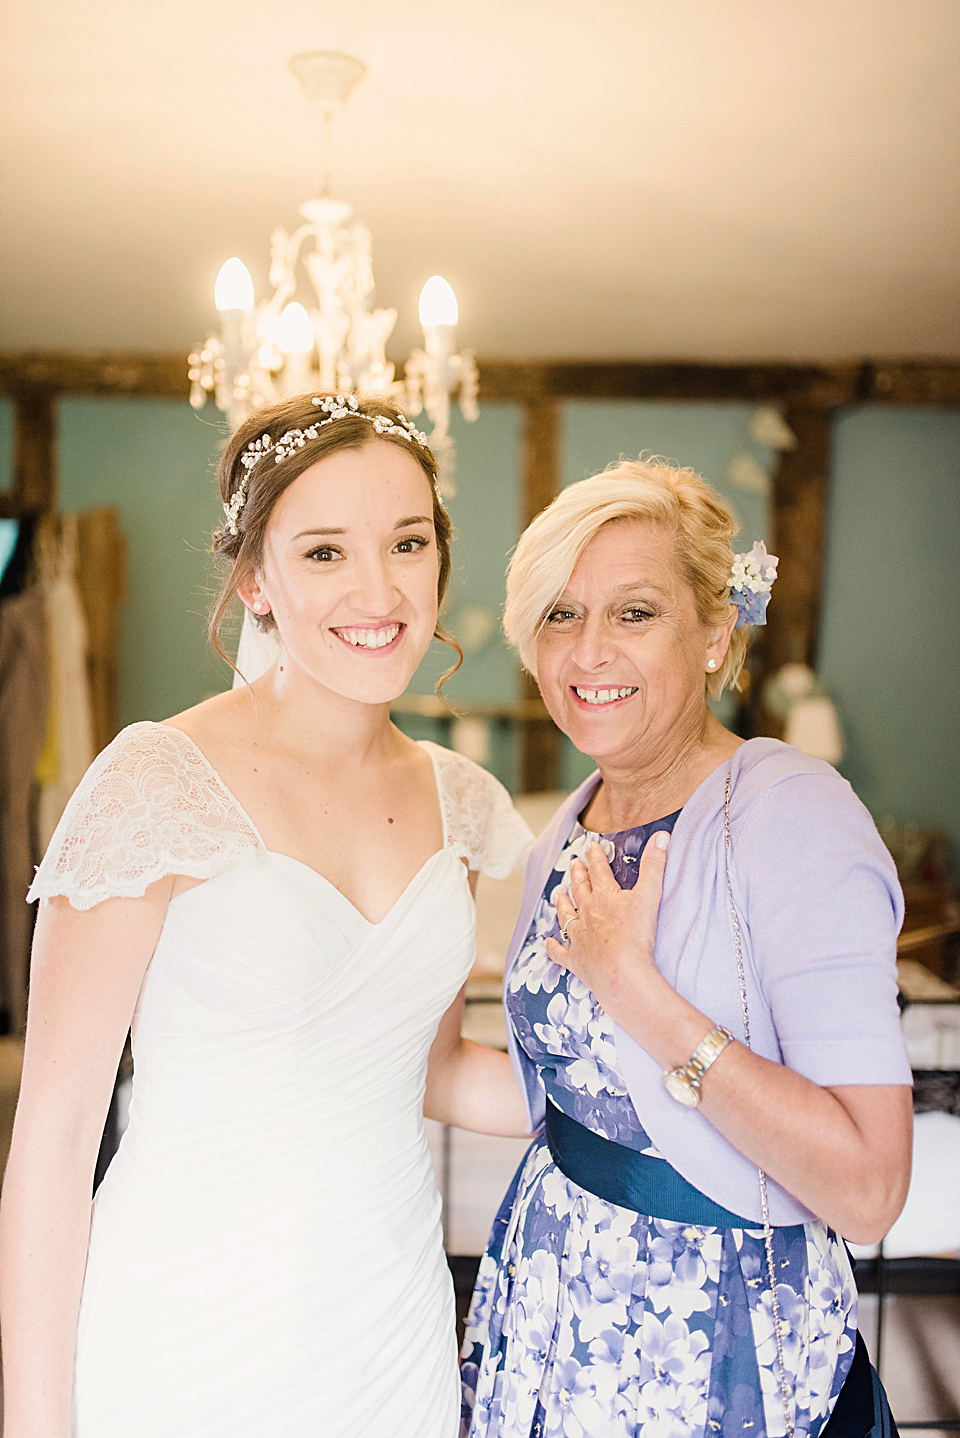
xmin=503 ymin=738 xmax=912 ymax=1227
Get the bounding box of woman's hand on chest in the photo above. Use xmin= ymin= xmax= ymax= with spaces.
xmin=546 ymin=836 xmax=668 ymax=1017
xmin=545 ymin=836 xmax=729 ymax=1071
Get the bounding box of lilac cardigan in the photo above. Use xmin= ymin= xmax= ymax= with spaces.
xmin=504 ymin=738 xmax=912 ymax=1226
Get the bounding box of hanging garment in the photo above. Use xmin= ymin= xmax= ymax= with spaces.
xmin=36 ymin=515 xmax=96 ymax=851
xmin=0 ymin=587 xmax=49 ymax=1032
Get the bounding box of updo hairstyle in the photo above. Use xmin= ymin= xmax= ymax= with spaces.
xmin=503 ymin=457 xmax=750 ymax=698
xmin=209 ymin=393 xmax=460 ymax=680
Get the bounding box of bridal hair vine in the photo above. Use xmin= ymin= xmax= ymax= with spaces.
xmin=223 ymin=395 xmax=433 ymax=537
xmin=728 ymin=540 xmax=779 ymax=628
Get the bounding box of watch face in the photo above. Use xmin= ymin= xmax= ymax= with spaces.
xmin=664 ymin=1069 xmax=700 ymax=1107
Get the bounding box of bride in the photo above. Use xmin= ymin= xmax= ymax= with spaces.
xmin=0 ymin=393 xmax=533 ymax=1437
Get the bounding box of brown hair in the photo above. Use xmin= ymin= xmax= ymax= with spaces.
xmin=210 ymin=393 xmax=462 ymax=686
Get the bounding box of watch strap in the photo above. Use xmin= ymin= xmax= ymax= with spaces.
xmin=663 ymin=1024 xmax=734 ymax=1106
xmin=685 ymin=1024 xmax=734 ymax=1082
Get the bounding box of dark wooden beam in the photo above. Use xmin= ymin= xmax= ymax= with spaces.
xmin=74 ymin=507 xmax=126 ymax=751
xmin=2 ymin=351 xmax=959 ymax=408
xmin=760 ymin=407 xmax=833 ymax=678
xmin=521 ymin=399 xmax=560 ymax=527
xmin=848 ymin=359 xmax=960 ymax=406
xmin=13 ymin=390 xmax=57 ymax=512
xmin=0 ymin=351 xmax=189 ymax=399
xmin=518 ymin=400 xmax=563 ymax=793
xmin=479 ymin=360 xmax=859 ymax=407
xmin=478 ymin=358 xmax=960 ymax=408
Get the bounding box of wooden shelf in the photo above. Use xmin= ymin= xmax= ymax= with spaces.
xmin=898 ymin=920 xmax=960 ymax=956
xmin=389 ymin=693 xmax=551 ymax=723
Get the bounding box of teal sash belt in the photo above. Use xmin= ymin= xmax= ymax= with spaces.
xmin=544 ymin=1097 xmax=761 ymax=1229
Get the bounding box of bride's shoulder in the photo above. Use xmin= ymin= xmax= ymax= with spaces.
xmin=416 ymin=738 xmax=497 ymax=804
xmin=28 ymin=721 xmax=263 ymax=911
xmin=90 ymin=718 xmax=208 ymax=771
xmin=417 ymin=741 xmax=534 ymax=879
xmin=75 ymin=720 xmax=235 ymax=802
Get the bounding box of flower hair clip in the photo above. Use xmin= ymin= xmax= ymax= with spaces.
xmin=222 ymin=395 xmax=433 ymax=536
xmin=728 ymin=540 xmax=779 ymax=628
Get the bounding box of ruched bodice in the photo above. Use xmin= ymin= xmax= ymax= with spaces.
xmin=29 ymin=723 xmax=533 ymax=1438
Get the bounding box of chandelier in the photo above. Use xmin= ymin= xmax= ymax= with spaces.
xmin=188 ymin=51 xmax=478 ymax=490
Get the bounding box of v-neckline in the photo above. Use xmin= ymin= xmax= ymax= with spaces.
xmin=152 ymin=721 xmax=450 ymax=928
xmin=267 ymin=847 xmax=449 ymax=931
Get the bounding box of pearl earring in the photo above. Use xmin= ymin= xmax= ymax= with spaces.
xmin=707 ymin=659 xmax=717 ymax=670
xmin=253 ymin=600 xmax=262 ymax=613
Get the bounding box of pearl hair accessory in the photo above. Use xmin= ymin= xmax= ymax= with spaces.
xmin=223 ymin=395 xmax=433 ymax=537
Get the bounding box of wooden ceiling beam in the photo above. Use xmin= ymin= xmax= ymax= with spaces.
xmin=0 ymin=351 xmax=190 ymax=399
xmin=477 ymin=360 xmax=857 ymax=406
xmin=1 ymin=352 xmax=958 ymax=407
xmin=477 ymin=358 xmax=960 ymax=407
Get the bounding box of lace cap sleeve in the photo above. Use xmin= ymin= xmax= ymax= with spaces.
xmin=27 ymin=723 xmax=264 ymax=911
xmin=422 ymin=742 xmax=534 ymax=878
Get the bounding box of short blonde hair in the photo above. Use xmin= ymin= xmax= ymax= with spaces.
xmin=504 ymin=457 xmax=750 ymax=698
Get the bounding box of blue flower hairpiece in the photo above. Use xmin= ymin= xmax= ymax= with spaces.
xmin=728 ymin=540 xmax=778 ymax=629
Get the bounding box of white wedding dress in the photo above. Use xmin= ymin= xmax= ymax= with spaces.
xmin=28 ymin=722 xmax=532 ymax=1438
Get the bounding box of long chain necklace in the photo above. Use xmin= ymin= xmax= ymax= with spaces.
xmin=724 ymin=775 xmax=794 ymax=1438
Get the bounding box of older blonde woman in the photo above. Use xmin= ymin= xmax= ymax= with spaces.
xmin=460 ymin=460 xmax=912 ymax=1438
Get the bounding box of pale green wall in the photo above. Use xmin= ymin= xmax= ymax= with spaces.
xmin=59 ymin=398 xmax=230 ymax=725
xmin=0 ymin=398 xmax=13 ymax=493
xmin=562 ymin=400 xmax=773 ymax=547
xmin=45 ymin=394 xmax=960 ymax=846
xmin=559 ymin=401 xmax=774 ymax=790
xmin=819 ymin=408 xmax=960 ymax=859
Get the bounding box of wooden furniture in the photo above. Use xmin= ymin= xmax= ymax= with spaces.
xmin=854 ymin=960 xmax=960 ymax=1430
xmin=900 ymin=896 xmax=960 ymax=987
xmin=389 ymin=692 xmax=553 ymax=791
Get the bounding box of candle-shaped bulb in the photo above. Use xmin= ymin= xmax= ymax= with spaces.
xmin=277 ymin=302 xmax=314 ymax=355
xmin=418 ymin=275 xmax=459 ymax=329
xmin=214 ymin=258 xmax=255 ymax=312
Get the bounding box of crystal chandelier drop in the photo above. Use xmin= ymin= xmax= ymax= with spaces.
xmin=188 ymin=51 xmax=478 ymax=490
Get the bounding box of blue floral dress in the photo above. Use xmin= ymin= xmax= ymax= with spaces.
xmin=460 ymin=813 xmax=858 ymax=1438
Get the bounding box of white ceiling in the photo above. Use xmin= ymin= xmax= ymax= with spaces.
xmin=2 ymin=0 xmax=958 ymax=361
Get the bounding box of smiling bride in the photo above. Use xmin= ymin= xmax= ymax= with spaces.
xmin=0 ymin=393 xmax=533 ymax=1438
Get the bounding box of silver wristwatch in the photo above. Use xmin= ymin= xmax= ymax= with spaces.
xmin=663 ymin=1025 xmax=734 ymax=1108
